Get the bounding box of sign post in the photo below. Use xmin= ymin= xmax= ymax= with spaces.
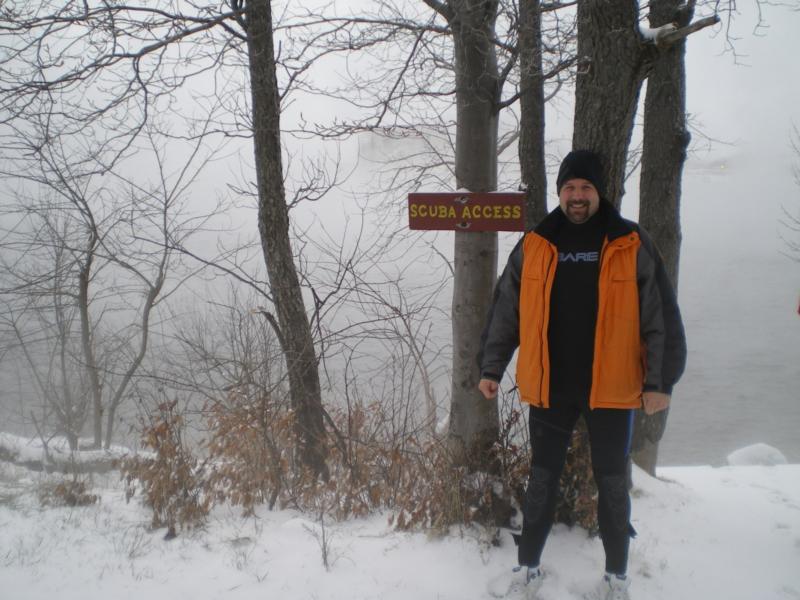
xmin=408 ymin=192 xmax=526 ymax=232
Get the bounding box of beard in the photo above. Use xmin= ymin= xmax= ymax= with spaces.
xmin=564 ymin=200 xmax=592 ymax=223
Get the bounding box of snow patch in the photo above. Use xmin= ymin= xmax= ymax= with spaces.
xmin=435 ymin=414 xmax=449 ymax=436
xmin=639 ymin=23 xmax=677 ymax=43
xmin=727 ymin=443 xmax=788 ymax=466
xmin=0 ymin=432 xmax=134 ymax=463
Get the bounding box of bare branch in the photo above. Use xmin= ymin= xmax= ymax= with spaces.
xmin=541 ymin=1 xmax=578 ymax=12
xmin=650 ymin=15 xmax=721 ymax=48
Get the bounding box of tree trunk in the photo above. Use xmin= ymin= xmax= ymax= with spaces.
xmin=634 ymin=0 xmax=693 ymax=475
xmin=104 ymin=280 xmax=162 ymax=449
xmin=518 ymin=0 xmax=548 ymax=228
xmin=244 ymin=0 xmax=327 ymax=477
xmin=573 ymin=0 xmax=648 ymax=209
xmin=639 ymin=0 xmax=690 ymax=289
xmin=564 ymin=0 xmax=648 ymax=526
xmin=447 ymin=0 xmax=500 ymax=470
xmin=56 ymin=295 xmax=79 ymax=452
xmin=78 ymin=253 xmax=103 ymax=449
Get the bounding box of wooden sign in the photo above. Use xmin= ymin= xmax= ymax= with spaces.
xmin=408 ymin=192 xmax=525 ymax=232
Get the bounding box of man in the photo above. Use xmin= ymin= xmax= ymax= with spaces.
xmin=478 ymin=150 xmax=686 ymax=600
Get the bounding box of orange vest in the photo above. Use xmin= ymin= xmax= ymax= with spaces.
xmin=517 ymin=230 xmax=644 ymax=410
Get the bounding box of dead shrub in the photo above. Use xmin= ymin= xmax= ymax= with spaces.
xmin=203 ymin=393 xmax=402 ymax=521
xmin=117 ymin=385 xmax=594 ymax=537
xmin=121 ymin=400 xmax=210 ymax=537
xmin=389 ymin=405 xmax=531 ymax=534
xmin=301 ymin=401 xmax=428 ymax=522
xmin=200 ymin=390 xmax=534 ymax=534
xmin=38 ymin=478 xmax=99 ymax=507
xmin=204 ymin=387 xmax=298 ymax=515
xmin=390 ymin=437 xmax=466 ymax=532
xmin=555 ymin=418 xmax=599 ymax=533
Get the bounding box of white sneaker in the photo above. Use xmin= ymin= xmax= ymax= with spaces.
xmin=487 ymin=566 xmax=544 ymax=599
xmin=591 ymin=573 xmax=630 ymax=600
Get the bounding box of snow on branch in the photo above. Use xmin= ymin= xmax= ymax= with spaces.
xmin=639 ymin=15 xmax=721 ymax=48
xmin=421 ymin=0 xmax=453 ymax=22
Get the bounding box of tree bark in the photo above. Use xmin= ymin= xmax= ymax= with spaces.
xmin=244 ymin=0 xmax=327 ymax=477
xmin=639 ymin=0 xmax=690 ymax=288
xmin=447 ymin=0 xmax=500 ymax=470
xmin=104 ymin=277 xmax=162 ymax=449
xmin=634 ymin=0 xmax=693 ymax=475
xmin=518 ymin=0 xmax=548 ymax=228
xmin=573 ymin=0 xmax=648 ymax=208
xmin=78 ymin=251 xmax=103 ymax=449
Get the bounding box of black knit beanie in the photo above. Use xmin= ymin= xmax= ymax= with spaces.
xmin=556 ymin=150 xmax=604 ymax=197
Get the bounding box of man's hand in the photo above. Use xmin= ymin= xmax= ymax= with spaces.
xmin=478 ymin=378 xmax=499 ymax=400
xmin=642 ymin=391 xmax=670 ymax=415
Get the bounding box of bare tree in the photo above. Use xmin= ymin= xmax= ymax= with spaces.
xmin=1 ymin=238 xmax=91 ymax=451
xmin=632 ymin=0 xmax=698 ymax=473
xmin=272 ymin=0 xmax=579 ymax=471
xmin=236 ymin=0 xmax=326 ymax=476
xmin=0 ymin=1 xmax=341 ymax=473
xmin=0 ymin=125 xmax=214 ymax=448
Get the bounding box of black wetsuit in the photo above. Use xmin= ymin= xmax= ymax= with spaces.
xmin=517 ymin=206 xmax=635 ymax=576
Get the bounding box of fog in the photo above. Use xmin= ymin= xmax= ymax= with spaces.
xmin=1 ymin=2 xmax=798 ymax=465
xmin=653 ymin=5 xmax=800 ymax=464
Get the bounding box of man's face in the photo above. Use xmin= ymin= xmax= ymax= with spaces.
xmin=558 ymin=178 xmax=600 ymax=224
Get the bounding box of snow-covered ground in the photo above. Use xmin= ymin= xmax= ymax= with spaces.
xmin=0 ymin=432 xmax=134 ymax=469
xmin=1 ymin=439 xmax=798 ymax=600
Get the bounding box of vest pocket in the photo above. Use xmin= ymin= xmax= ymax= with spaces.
xmin=608 ymin=275 xmax=639 ymax=322
xmin=596 ymin=313 xmax=643 ymax=405
xmin=519 ymin=273 xmax=546 ymax=405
